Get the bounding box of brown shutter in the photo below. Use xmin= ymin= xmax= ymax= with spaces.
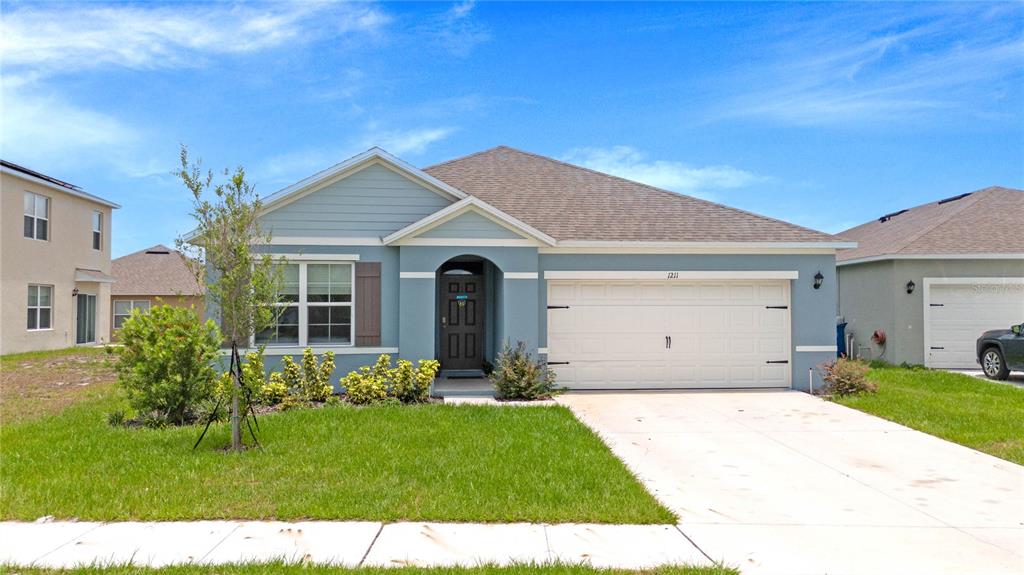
xmin=355 ymin=262 xmax=381 ymax=346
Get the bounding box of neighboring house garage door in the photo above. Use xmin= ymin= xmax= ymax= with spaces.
xmin=924 ymin=278 xmax=1024 ymax=369
xmin=546 ymin=279 xmax=792 ymax=389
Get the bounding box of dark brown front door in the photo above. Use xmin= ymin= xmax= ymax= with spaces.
xmin=440 ymin=275 xmax=484 ymax=370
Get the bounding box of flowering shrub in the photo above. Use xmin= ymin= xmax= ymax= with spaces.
xmin=823 ymin=358 xmax=876 ymax=397
xmin=490 ymin=341 xmax=561 ymax=400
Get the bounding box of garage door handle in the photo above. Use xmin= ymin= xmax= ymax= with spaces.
xmin=665 ymin=336 xmax=672 ymax=349
xmin=766 ymin=360 xmax=789 ymax=364
xmin=547 ymin=361 xmax=570 ymax=365
xmin=547 ymin=305 xmax=570 ymax=310
xmin=765 ymin=305 xmax=788 ymax=309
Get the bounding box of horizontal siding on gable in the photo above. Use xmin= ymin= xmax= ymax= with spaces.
xmin=418 ymin=210 xmax=526 ymax=239
xmin=260 ymin=163 xmax=452 ymax=237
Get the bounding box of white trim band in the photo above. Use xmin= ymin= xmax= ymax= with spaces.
xmin=923 ymin=277 xmax=1024 ymax=285
xmin=400 ymin=272 xmax=435 ymax=279
xmin=543 ymin=270 xmax=800 ymax=280
xmin=796 ymin=345 xmax=838 ymax=352
xmin=277 ymin=253 xmax=360 ymax=261
xmin=225 ymin=346 xmax=399 ymax=356
xmin=264 ymin=237 xmax=382 ymax=246
xmin=537 ymin=347 xmax=549 ymax=354
xmin=504 ymin=272 xmax=539 ymax=279
xmin=398 ymin=238 xmax=542 ymax=247
xmin=838 ymin=253 xmax=1024 ymax=266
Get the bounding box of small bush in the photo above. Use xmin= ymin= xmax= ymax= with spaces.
xmin=299 ymin=348 xmax=335 ymax=402
xmin=341 ymin=365 xmax=388 ymax=405
xmin=260 ymin=373 xmax=289 ymax=405
xmin=392 ymin=359 xmax=440 ymax=403
xmin=490 ymin=341 xmax=561 ymax=400
xmin=823 ymin=358 xmax=876 ymax=397
xmin=114 ymin=304 xmax=221 ymax=426
xmin=106 ymin=409 xmax=127 ymax=428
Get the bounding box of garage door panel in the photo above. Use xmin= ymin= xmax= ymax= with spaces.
xmin=926 ymin=281 xmax=1024 ymax=368
xmin=548 ymin=279 xmax=791 ymax=389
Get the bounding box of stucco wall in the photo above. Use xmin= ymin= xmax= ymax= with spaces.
xmin=836 ymin=260 xmax=896 ymax=361
xmin=1 ymin=172 xmax=114 ymax=355
xmin=838 ymin=258 xmax=1024 ymax=365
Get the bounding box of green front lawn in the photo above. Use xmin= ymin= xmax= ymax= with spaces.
xmin=6 ymin=563 xmax=736 ymax=575
xmin=0 ymin=387 xmax=674 ymax=524
xmin=835 ymin=364 xmax=1024 ymax=464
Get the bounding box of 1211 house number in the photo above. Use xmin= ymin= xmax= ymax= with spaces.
xmin=666 ymin=272 xmax=679 ymax=279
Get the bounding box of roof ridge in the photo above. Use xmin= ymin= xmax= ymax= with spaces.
xmin=480 ymin=146 xmax=839 ymax=240
xmin=890 ymin=187 xmax=991 ymax=254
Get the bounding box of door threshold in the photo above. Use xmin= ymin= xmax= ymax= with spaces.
xmin=441 ymin=369 xmax=486 ymax=379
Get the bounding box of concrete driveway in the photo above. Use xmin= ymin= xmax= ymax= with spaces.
xmin=557 ymin=390 xmax=1024 ymax=575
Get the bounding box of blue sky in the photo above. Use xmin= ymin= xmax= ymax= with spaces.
xmin=2 ymin=1 xmax=1021 ymax=257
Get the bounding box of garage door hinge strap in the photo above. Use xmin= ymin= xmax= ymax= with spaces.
xmin=929 ymin=303 xmax=944 ymax=307
xmin=766 ymin=360 xmax=789 ymax=364
xmin=930 ymin=347 xmax=944 ymax=350
xmin=765 ymin=305 xmax=789 ymax=309
xmin=547 ymin=361 xmax=570 ymax=365
xmin=547 ymin=305 xmax=570 ymax=310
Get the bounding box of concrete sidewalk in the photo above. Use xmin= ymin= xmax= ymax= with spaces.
xmin=0 ymin=520 xmax=711 ymax=569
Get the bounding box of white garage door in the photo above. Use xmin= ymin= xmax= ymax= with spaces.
xmin=547 ymin=279 xmax=792 ymax=389
xmin=925 ymin=279 xmax=1024 ymax=368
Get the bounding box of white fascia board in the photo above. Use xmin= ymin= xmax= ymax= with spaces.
xmin=398 ymin=238 xmax=542 ymax=247
xmin=539 ymin=246 xmax=839 ymax=255
xmin=3 ymin=166 xmax=121 ymax=209
xmin=544 ymin=270 xmax=800 ymax=280
xmin=838 ymin=253 xmax=1024 ymax=267
xmin=259 ymin=147 xmax=468 ymax=214
xmin=551 ymin=241 xmax=857 ymax=250
xmin=263 ymin=237 xmax=383 ymax=246
xmin=923 ymin=277 xmax=1024 ymax=286
xmin=382 ymin=197 xmax=557 ymax=246
xmin=276 ymin=253 xmax=361 ymax=261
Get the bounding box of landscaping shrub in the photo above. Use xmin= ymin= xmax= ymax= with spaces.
xmin=260 ymin=373 xmax=289 ymax=405
xmin=114 ymin=304 xmax=221 ymax=425
xmin=823 ymin=358 xmax=876 ymax=397
xmin=340 ymin=354 xmax=440 ymax=404
xmin=299 ymin=348 xmax=335 ymax=402
xmin=490 ymin=341 xmax=561 ymax=400
xmin=392 ymin=358 xmax=441 ymax=403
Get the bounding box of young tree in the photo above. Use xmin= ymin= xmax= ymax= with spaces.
xmin=176 ymin=145 xmax=282 ymax=450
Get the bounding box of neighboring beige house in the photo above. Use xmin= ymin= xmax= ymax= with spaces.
xmin=110 ymin=244 xmax=204 ymax=340
xmin=837 ymin=186 xmax=1024 ymax=368
xmin=1 ymin=160 xmax=120 ymax=355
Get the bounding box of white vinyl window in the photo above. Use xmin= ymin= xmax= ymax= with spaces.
xmin=24 ymin=192 xmax=49 ymax=240
xmin=113 ymin=299 xmax=151 ymax=329
xmin=27 ymin=285 xmax=53 ymax=330
xmin=92 ymin=211 xmax=103 ymax=250
xmin=255 ymin=261 xmax=354 ymax=347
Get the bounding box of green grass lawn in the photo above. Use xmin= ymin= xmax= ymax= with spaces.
xmin=835 ymin=364 xmax=1024 ymax=464
xmin=4 ymin=563 xmax=737 ymax=575
xmin=0 ymin=385 xmax=674 ymax=523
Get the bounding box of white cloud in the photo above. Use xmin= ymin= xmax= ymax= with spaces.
xmin=0 ymin=79 xmax=138 ymax=171
xmin=364 ymin=126 xmax=457 ymax=156
xmin=0 ymin=2 xmax=389 ymax=74
xmin=714 ymin=4 xmax=1024 ymax=126
xmin=562 ymin=146 xmax=763 ymax=198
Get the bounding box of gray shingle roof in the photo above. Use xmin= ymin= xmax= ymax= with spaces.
xmin=424 ymin=146 xmax=840 ymax=243
xmin=111 ymin=245 xmax=203 ymax=296
xmin=837 ymin=186 xmax=1024 ymax=262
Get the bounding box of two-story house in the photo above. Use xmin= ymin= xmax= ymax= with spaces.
xmin=1 ymin=160 xmax=120 ymax=355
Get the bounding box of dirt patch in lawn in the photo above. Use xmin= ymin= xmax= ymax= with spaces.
xmin=1 ymin=348 xmax=117 ymax=424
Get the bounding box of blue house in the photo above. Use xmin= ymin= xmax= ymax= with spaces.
xmin=213 ymin=146 xmax=853 ymax=391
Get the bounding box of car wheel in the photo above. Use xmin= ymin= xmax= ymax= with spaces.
xmin=981 ymin=348 xmax=1009 ymax=380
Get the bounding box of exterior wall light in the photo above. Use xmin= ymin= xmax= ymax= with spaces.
xmin=813 ymin=271 xmax=824 ymax=290
xmin=906 ymin=280 xmax=915 ymax=294
xmin=72 ymin=287 xmax=80 ymax=297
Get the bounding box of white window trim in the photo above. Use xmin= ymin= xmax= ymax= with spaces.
xmin=24 ymin=192 xmax=50 ymax=241
xmin=92 ymin=211 xmax=103 ymax=250
xmin=27 ymin=284 xmax=54 ymax=332
xmin=113 ymin=299 xmax=151 ymax=329
xmin=253 ymin=259 xmax=357 ymax=349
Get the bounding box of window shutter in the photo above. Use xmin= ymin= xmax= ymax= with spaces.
xmin=355 ymin=262 xmax=381 ymax=346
